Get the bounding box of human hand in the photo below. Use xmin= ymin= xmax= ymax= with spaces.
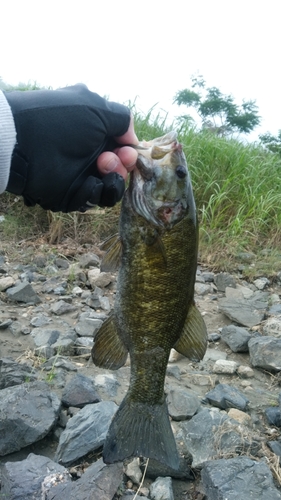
xmin=97 ymin=115 xmax=138 ymax=181
xmin=4 ymin=84 xmax=139 ymax=212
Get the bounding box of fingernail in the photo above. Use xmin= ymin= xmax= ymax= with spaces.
xmin=104 ymin=158 xmax=119 ymax=173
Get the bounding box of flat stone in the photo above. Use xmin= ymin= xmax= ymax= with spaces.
xmin=265 ymin=407 xmax=281 ymax=427
xmin=125 ymin=458 xmax=142 ymax=484
xmin=201 ymin=456 xmax=281 ymax=500
xmin=150 ymin=476 xmax=174 ymax=500
xmin=6 ymin=282 xmax=41 ymax=304
xmin=0 ymin=357 xmax=37 ymax=389
xmin=214 ymin=272 xmax=236 ymax=292
xmin=218 ymin=298 xmax=265 ymax=327
xmin=0 ymin=276 xmax=15 ymax=291
xmin=167 ymin=387 xmax=200 ymax=420
xmin=88 ymin=268 xmax=112 ymax=288
xmin=205 ymin=383 xmax=249 ymax=411
xmin=1 ymin=453 xmax=69 ymax=500
xmin=0 ymin=381 xmax=61 ymax=455
xmin=249 ymin=337 xmax=281 ymax=372
xmin=203 ymin=348 xmax=227 ymax=362
xmin=61 ymin=373 xmax=100 ymax=408
xmin=263 ymin=316 xmax=281 ymax=338
xmin=213 ymin=360 xmax=238 ymax=374
xmin=55 ymin=401 xmax=117 ymax=465
xmin=179 ymin=408 xmax=258 ymax=468
xmin=45 ymin=459 xmax=123 ymax=500
xmin=51 ymin=300 xmax=76 ymax=315
xmin=220 ymin=325 xmax=251 ymax=352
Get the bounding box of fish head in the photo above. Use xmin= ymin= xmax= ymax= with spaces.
xmin=129 ymin=132 xmax=196 ymax=228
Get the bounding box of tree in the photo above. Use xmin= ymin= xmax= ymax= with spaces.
xmin=174 ymin=75 xmax=261 ymax=136
xmin=259 ymin=130 xmax=281 ymax=157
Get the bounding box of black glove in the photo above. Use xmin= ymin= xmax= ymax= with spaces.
xmin=4 ymin=84 xmax=130 ymax=212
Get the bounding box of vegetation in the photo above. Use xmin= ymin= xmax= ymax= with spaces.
xmin=1 ymin=80 xmax=281 ymax=276
xmin=259 ymin=130 xmax=281 ymax=157
xmin=174 ymin=75 xmax=261 ymax=137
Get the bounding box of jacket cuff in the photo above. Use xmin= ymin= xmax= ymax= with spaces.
xmin=0 ymin=90 xmax=17 ymax=193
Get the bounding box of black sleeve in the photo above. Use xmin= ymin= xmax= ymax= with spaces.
xmin=4 ymin=84 xmax=130 ymax=212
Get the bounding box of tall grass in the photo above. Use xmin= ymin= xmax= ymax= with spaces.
xmin=1 ymin=108 xmax=281 ymax=274
xmin=176 ymin=125 xmax=281 ymax=268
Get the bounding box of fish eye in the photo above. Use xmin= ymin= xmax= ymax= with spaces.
xmin=175 ymin=165 xmax=187 ymax=179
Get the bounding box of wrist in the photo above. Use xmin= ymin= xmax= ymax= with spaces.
xmin=0 ymin=91 xmax=17 ymax=193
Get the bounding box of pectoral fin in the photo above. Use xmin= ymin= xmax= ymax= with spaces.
xmin=174 ymin=303 xmax=207 ymax=361
xmin=92 ymin=314 xmax=128 ymax=369
xmin=100 ymin=234 xmax=122 ymax=272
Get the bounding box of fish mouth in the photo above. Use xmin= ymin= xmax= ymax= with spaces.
xmin=131 ymin=183 xmax=184 ymax=228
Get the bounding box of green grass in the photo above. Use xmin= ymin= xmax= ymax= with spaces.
xmin=1 ymin=107 xmax=281 ymax=275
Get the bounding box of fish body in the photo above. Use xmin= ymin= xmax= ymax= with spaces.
xmin=92 ymin=132 xmax=207 ymax=469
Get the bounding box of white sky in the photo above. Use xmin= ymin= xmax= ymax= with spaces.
xmin=1 ymin=0 xmax=280 ymax=141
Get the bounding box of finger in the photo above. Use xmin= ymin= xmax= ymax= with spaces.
xmin=114 ymin=114 xmax=138 ymax=146
xmin=114 ymin=146 xmax=138 ymax=172
xmin=97 ymin=151 xmax=129 ymax=180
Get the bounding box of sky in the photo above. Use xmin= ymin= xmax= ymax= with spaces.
xmin=1 ymin=0 xmax=280 ymax=142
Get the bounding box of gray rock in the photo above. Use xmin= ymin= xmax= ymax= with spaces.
xmin=32 ymin=328 xmax=61 ymax=347
xmin=79 ymin=310 xmax=108 ymax=321
xmin=42 ymin=356 xmax=78 ymax=372
xmin=267 ymin=440 xmax=281 ymax=457
xmin=208 ymin=333 xmax=221 ymax=342
xmin=214 ymin=272 xmax=236 ymax=292
xmin=201 ymin=271 xmax=215 ymax=282
xmin=212 ymin=360 xmax=238 ymax=374
xmin=203 ymin=348 xmax=227 ymax=362
xmin=221 ymin=325 xmax=251 ymax=352
xmin=125 ymin=457 xmax=142 ymax=484
xmin=205 ymin=383 xmax=249 ymax=410
xmin=218 ymin=297 xmax=265 ymax=327
xmin=74 ymin=317 xmax=103 ymax=337
xmin=254 ymin=277 xmax=270 ymax=290
xmin=150 ymin=476 xmax=174 ymax=500
xmin=42 ymin=277 xmax=67 ymax=293
xmin=54 ymin=257 xmax=69 ymax=269
xmin=249 ymin=337 xmax=281 ymax=372
xmin=75 ymin=336 xmax=94 ymax=355
xmin=61 ymin=373 xmax=100 ymax=408
xmin=52 ymin=336 xmax=77 ymax=356
xmin=179 ymin=408 xmax=259 ymax=468
xmin=79 ymin=252 xmax=100 ymax=268
xmin=201 ymin=456 xmax=281 ymax=500
xmin=30 ymin=313 xmax=52 ymax=327
xmin=33 ymin=255 xmax=47 ymax=268
xmin=265 ymin=407 xmax=281 ymax=427
xmin=0 ymin=381 xmax=61 ymax=455
xmin=94 ymin=373 xmax=119 ymax=397
xmin=55 ymin=401 xmax=117 ymax=465
xmin=51 ymin=300 xmax=76 ymax=315
xmin=195 ymin=282 xmax=212 ymax=295
xmin=88 ymin=269 xmax=112 ymax=288
xmin=0 ymin=318 xmax=13 ymax=329
xmin=263 ymin=316 xmax=281 ymax=338
xmin=45 ymin=459 xmax=123 ymax=500
xmin=0 ymin=357 xmax=37 ymax=389
xmin=1 ymin=453 xmax=69 ymax=500
xmin=167 ymin=387 xmax=200 ymax=420
xmin=6 ymin=281 xmax=41 ymax=304
xmin=0 ymin=276 xmax=15 ymax=291
xmin=166 ymin=364 xmax=181 ymax=380
xmin=145 ymin=455 xmax=193 ymax=480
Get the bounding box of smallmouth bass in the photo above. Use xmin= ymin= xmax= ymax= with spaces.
xmin=92 ymin=131 xmax=207 ymax=469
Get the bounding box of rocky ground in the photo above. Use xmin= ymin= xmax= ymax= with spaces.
xmin=0 ymin=240 xmax=281 ymax=500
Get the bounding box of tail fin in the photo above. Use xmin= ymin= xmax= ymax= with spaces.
xmin=103 ymin=396 xmax=179 ymax=470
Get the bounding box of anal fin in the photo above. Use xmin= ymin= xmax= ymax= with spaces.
xmin=92 ymin=314 xmax=128 ymax=369
xmin=173 ymin=303 xmax=207 ymax=361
